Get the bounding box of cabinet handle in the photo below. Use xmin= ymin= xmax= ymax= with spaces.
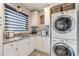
xmin=0 ymin=17 xmax=1 ymax=18
xmin=10 ymin=44 xmax=13 ymax=46
xmin=28 ymin=39 xmax=30 ymax=40
xmin=53 ymin=40 xmax=56 ymax=42
xmin=0 ymin=24 xmax=2 ymax=25
xmin=16 ymin=48 xmax=18 ymax=50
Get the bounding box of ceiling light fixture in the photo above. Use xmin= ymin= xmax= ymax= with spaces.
xmin=16 ymin=6 xmax=23 ymax=12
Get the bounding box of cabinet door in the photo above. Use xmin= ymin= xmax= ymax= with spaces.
xmin=42 ymin=37 xmax=50 ymax=53
xmin=18 ymin=39 xmax=28 ymax=56
xmin=3 ymin=41 xmax=18 ymax=56
xmin=26 ymin=37 xmax=35 ymax=55
xmin=29 ymin=37 xmax=35 ymax=51
xmin=35 ymin=36 xmax=42 ymax=51
xmin=31 ymin=11 xmax=39 ymax=26
xmin=4 ymin=47 xmax=17 ymax=56
xmin=18 ymin=38 xmax=35 ymax=56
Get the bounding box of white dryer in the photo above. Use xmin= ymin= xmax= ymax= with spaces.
xmin=51 ymin=9 xmax=77 ymax=40
xmin=51 ymin=38 xmax=77 ymax=56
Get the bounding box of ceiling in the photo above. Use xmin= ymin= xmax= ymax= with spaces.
xmin=9 ymin=3 xmax=61 ymax=11
xmin=23 ymin=3 xmax=61 ymax=11
xmin=23 ymin=3 xmax=49 ymax=11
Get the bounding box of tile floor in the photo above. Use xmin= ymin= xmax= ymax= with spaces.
xmin=29 ymin=49 xmax=49 ymax=56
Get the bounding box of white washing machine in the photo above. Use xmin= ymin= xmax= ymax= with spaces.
xmin=51 ymin=9 xmax=77 ymax=40
xmin=51 ymin=38 xmax=77 ymax=56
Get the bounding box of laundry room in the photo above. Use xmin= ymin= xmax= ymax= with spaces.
xmin=0 ymin=3 xmax=79 ymax=56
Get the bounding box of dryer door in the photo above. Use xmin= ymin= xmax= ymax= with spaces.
xmin=54 ymin=15 xmax=73 ymax=34
xmin=52 ymin=43 xmax=75 ymax=56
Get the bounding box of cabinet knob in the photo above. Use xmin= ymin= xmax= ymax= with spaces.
xmin=10 ymin=44 xmax=13 ymax=46
xmin=53 ymin=40 xmax=56 ymax=42
xmin=0 ymin=24 xmax=2 ymax=25
xmin=28 ymin=39 xmax=30 ymax=40
xmin=16 ymin=48 xmax=18 ymax=50
xmin=0 ymin=17 xmax=1 ymax=18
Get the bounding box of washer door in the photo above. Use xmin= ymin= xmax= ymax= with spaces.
xmin=54 ymin=15 xmax=73 ymax=33
xmin=52 ymin=43 xmax=75 ymax=56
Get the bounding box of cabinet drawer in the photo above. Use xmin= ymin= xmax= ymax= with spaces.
xmin=4 ymin=41 xmax=17 ymax=50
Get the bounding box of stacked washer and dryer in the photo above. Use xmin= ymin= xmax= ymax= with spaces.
xmin=51 ymin=3 xmax=78 ymax=56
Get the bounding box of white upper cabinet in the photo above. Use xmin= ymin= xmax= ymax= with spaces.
xmin=31 ymin=11 xmax=39 ymax=26
xmin=44 ymin=7 xmax=50 ymax=25
xmin=31 ymin=7 xmax=51 ymax=26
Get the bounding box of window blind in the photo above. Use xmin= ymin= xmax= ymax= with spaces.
xmin=5 ymin=4 xmax=28 ymax=32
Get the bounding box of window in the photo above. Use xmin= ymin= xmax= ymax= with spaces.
xmin=40 ymin=15 xmax=44 ymax=24
xmin=5 ymin=4 xmax=29 ymax=32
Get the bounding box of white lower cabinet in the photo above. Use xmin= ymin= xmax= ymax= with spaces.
xmin=3 ymin=37 xmax=35 ymax=56
xmin=28 ymin=37 xmax=35 ymax=53
xmin=4 ymin=47 xmax=18 ymax=56
xmin=42 ymin=37 xmax=50 ymax=54
xmin=35 ymin=36 xmax=42 ymax=51
xmin=18 ymin=37 xmax=35 ymax=56
xmin=3 ymin=36 xmax=50 ymax=56
xmin=35 ymin=36 xmax=50 ymax=54
xmin=18 ymin=39 xmax=28 ymax=56
xmin=3 ymin=41 xmax=18 ymax=56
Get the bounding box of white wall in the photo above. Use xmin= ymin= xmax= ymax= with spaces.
xmin=48 ymin=3 xmax=62 ymax=7
xmin=44 ymin=7 xmax=50 ymax=26
xmin=39 ymin=10 xmax=44 ymax=16
xmin=0 ymin=3 xmax=5 ymax=56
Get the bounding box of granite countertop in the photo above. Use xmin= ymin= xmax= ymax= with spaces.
xmin=3 ymin=34 xmax=36 ymax=44
xmin=37 ymin=35 xmax=49 ymax=37
xmin=3 ymin=34 xmax=49 ymax=44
